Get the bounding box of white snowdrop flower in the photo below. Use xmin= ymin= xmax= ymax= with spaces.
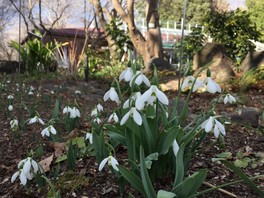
xmin=10 ymin=119 xmax=18 ymax=130
xmin=28 ymin=91 xmax=34 ymax=95
xmin=181 ymin=76 xmax=203 ymax=92
xmin=172 ymin=139 xmax=180 ymax=157
xmin=7 ymin=80 xmax=11 ymax=83
xmin=41 ymin=125 xmax=57 ymax=137
xmin=91 ymin=108 xmax=98 ymax=117
xmin=224 ymin=94 xmax=236 ymax=104
xmin=75 ymin=90 xmax=81 ymax=95
xmin=119 ymin=67 xmax=133 ymax=82
xmin=28 ymin=116 xmax=45 ymax=125
xmin=96 ymin=104 xmax=104 ymax=112
xmin=120 ymin=107 xmax=142 ymax=125
xmin=123 ymin=92 xmax=142 ymax=109
xmin=63 ymin=106 xmax=72 ymax=114
xmin=138 ymin=85 xmax=169 ymax=109
xmin=7 ymin=95 xmax=14 ymax=100
xmin=99 ymin=156 xmax=119 ymax=172
xmin=12 ymin=157 xmax=39 ymax=186
xmin=108 ymin=112 xmax=119 ymax=123
xmin=50 ymin=91 xmax=54 ymax=94
xmin=85 ymin=132 xmax=93 ymax=144
xmin=203 ymin=77 xmax=221 ymax=94
xmin=93 ymin=117 xmax=102 ymax=124
xmin=70 ymin=107 xmax=81 ymax=118
xmin=29 ymin=86 xmax=35 ymax=91
xmin=201 ymin=116 xmax=226 ymax=138
xmin=8 ymin=105 xmax=13 ymax=111
xmin=129 ymin=71 xmax=150 ymax=87
xmin=103 ymin=87 xmax=120 ymax=104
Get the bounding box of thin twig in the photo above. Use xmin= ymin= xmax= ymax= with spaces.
xmin=203 ymin=181 xmax=237 ymax=197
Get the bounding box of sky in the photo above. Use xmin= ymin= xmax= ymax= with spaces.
xmin=228 ymin=0 xmax=246 ymax=10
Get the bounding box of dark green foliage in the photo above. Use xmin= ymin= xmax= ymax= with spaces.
xmin=246 ymin=0 xmax=264 ymax=40
xmin=105 ymin=16 xmax=133 ymax=57
xmin=159 ymin=0 xmax=210 ymax=24
xmin=203 ymin=10 xmax=262 ymax=64
xmin=9 ymin=32 xmax=60 ymax=74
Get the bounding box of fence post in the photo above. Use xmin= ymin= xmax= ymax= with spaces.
xmin=181 ymin=18 xmax=184 ymax=31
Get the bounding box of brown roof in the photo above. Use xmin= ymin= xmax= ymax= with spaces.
xmin=42 ymin=28 xmax=104 ymax=39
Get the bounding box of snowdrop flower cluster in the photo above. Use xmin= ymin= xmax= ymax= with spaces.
xmin=41 ymin=125 xmax=57 ymax=137
xmin=201 ymin=116 xmax=226 ymax=138
xmin=103 ymin=87 xmax=120 ymax=104
xmin=63 ymin=106 xmax=81 ymax=118
xmin=181 ymin=76 xmax=221 ymax=94
xmin=28 ymin=116 xmax=45 ymax=125
xmin=90 ymin=104 xmax=104 ymax=124
xmin=99 ymin=155 xmax=119 ymax=172
xmin=11 ymin=157 xmax=39 ymax=186
xmin=224 ymin=94 xmax=236 ymax=104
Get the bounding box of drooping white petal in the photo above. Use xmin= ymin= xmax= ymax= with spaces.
xmin=109 ymin=88 xmax=118 ymax=101
xmin=204 ymin=117 xmax=214 ymax=132
xmin=110 ymin=156 xmax=119 ymax=171
xmin=11 ymin=171 xmax=19 ymax=183
xmin=140 ymin=87 xmax=152 ymax=104
xmin=120 ymin=111 xmax=130 ymax=125
xmin=18 ymin=159 xmax=26 ymax=169
xmin=132 ymin=108 xmax=142 ymax=125
xmin=142 ymin=75 xmax=151 ymax=87
xmin=172 ymin=140 xmax=180 ymax=156
xmin=224 ymin=95 xmax=229 ymax=104
xmin=123 ymin=99 xmax=130 ymax=109
xmin=38 ymin=117 xmax=45 ymax=125
xmin=19 ymin=173 xmax=27 ymax=185
xmin=28 ymin=117 xmax=37 ymax=124
xmin=50 ymin=126 xmax=57 ymax=135
xmin=31 ymin=160 xmax=39 ymax=173
xmin=213 ymin=124 xmax=220 ymax=138
xmin=22 ymin=159 xmax=31 ymax=175
xmin=103 ymin=89 xmax=111 ymax=101
xmin=99 ymin=157 xmax=109 ymax=171
xmin=215 ymin=119 xmax=226 ymax=136
xmin=135 ymin=96 xmax=145 ymax=110
xmin=41 ymin=128 xmax=49 ymax=137
xmin=155 ymin=87 xmax=169 ymax=105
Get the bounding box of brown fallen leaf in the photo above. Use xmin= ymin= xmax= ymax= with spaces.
xmin=54 ymin=142 xmax=67 ymax=157
xmin=39 ymin=155 xmax=53 ymax=173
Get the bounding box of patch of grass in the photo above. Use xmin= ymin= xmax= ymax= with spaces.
xmin=55 ymin=170 xmax=90 ymax=191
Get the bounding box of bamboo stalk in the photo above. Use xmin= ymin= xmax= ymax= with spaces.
xmin=203 ymin=181 xmax=237 ymax=197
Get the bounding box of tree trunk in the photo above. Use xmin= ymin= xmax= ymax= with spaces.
xmin=112 ymin=0 xmax=163 ymax=72
xmin=92 ymin=0 xmax=119 ymax=62
xmin=144 ymin=0 xmax=163 ymax=72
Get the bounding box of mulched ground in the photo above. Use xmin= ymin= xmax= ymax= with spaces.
xmin=0 ymin=75 xmax=263 ymax=198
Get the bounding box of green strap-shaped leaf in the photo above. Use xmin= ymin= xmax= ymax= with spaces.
xmin=157 ymin=190 xmax=176 ymax=198
xmin=173 ymin=143 xmax=185 ymax=188
xmin=118 ymin=166 xmax=146 ymax=197
xmin=172 ymin=169 xmax=207 ymax=197
xmin=140 ymin=146 xmax=157 ymax=198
